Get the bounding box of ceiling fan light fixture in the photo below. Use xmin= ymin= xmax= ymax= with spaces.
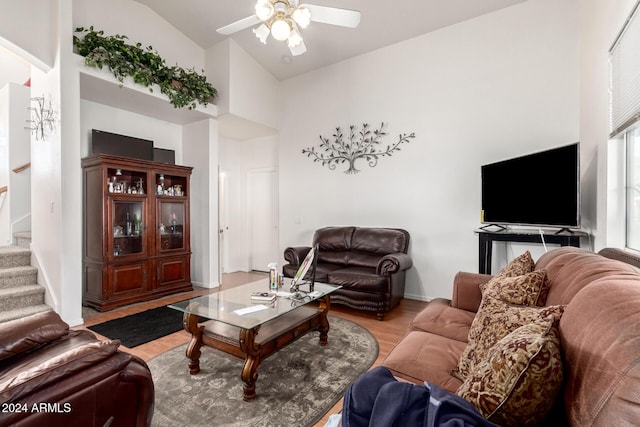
xmin=271 ymin=18 xmax=291 ymax=41
xmin=255 ymin=0 xmax=274 ymax=21
xmin=292 ymin=7 xmax=311 ymax=28
xmin=253 ymin=23 xmax=270 ymax=44
xmin=218 ymin=0 xmax=360 ymax=57
xmin=287 ymin=28 xmax=303 ymax=48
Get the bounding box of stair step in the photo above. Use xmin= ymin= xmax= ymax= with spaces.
xmin=0 ymin=266 xmax=38 ymax=289
xmin=0 ymin=246 xmax=31 ymax=269
xmin=0 ymin=285 xmax=45 ymax=311
xmin=0 ymin=304 xmax=52 ymax=324
xmin=14 ymin=232 xmax=32 ymax=249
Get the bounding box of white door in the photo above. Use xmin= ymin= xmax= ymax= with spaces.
xmin=218 ymin=167 xmax=228 ymax=277
xmin=248 ymin=168 xmax=278 ymax=272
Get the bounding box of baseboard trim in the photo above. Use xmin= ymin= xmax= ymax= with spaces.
xmin=403 ymin=293 xmax=433 ymax=302
xmin=191 ymin=280 xmax=220 ymax=289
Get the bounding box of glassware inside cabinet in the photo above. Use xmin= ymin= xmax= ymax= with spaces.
xmin=108 ymin=168 xmax=146 ymax=195
xmin=159 ymin=201 xmax=185 ymax=251
xmin=112 ymin=201 xmax=144 ymax=256
xmin=155 ymin=173 xmax=187 ymax=197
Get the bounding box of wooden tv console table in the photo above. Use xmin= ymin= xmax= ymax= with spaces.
xmin=476 ymin=229 xmax=588 ymax=274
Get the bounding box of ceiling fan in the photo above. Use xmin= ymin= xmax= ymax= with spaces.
xmin=216 ymin=0 xmax=361 ymax=56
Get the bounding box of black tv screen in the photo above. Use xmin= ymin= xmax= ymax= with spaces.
xmin=481 ymin=143 xmax=580 ymax=228
xmin=90 ymin=129 xmax=154 ymax=161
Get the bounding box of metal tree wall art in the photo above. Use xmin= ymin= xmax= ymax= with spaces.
xmin=302 ymin=122 xmax=415 ymax=174
xmin=25 ymin=95 xmax=56 ymax=141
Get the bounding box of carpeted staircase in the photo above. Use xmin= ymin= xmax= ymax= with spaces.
xmin=0 ymin=233 xmax=51 ymax=323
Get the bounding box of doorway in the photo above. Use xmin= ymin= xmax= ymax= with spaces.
xmin=247 ymin=168 xmax=278 ymax=272
xmin=218 ymin=168 xmax=228 ymax=280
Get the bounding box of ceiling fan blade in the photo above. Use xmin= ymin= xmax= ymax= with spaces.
xmin=303 ymin=4 xmax=361 ymax=28
xmin=289 ymin=39 xmax=307 ymax=56
xmin=216 ymin=15 xmax=261 ymax=35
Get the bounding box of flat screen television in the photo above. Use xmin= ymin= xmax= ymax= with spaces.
xmin=481 ymin=142 xmax=580 ymax=229
xmin=90 ymin=129 xmax=154 ymax=161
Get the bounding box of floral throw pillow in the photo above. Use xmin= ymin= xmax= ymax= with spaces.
xmin=452 ymin=296 xmax=565 ymax=380
xmin=457 ymin=320 xmax=563 ymax=427
xmin=496 ymin=251 xmax=535 ymax=278
xmin=480 ymin=270 xmax=549 ymax=306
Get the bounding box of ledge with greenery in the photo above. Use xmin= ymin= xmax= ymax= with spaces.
xmin=73 ymin=26 xmax=217 ymax=110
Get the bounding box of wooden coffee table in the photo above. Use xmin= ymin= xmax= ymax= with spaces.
xmin=168 ymin=280 xmax=340 ymax=401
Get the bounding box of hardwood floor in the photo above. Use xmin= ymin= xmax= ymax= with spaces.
xmin=80 ymin=272 xmax=428 ymax=426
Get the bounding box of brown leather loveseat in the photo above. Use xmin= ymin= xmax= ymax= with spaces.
xmin=382 ymin=247 xmax=640 ymax=426
xmin=0 ymin=310 xmax=154 ymax=427
xmin=283 ymin=226 xmax=412 ymax=320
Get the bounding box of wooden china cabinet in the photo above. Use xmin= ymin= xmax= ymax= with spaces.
xmin=82 ymin=154 xmax=193 ymax=311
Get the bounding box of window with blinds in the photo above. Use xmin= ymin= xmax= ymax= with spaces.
xmin=610 ymin=1 xmax=640 ymax=137
xmin=612 ymin=2 xmax=640 ymax=250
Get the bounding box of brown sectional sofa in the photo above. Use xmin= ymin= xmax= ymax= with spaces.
xmin=0 ymin=311 xmax=154 ymax=427
xmin=283 ymin=226 xmax=412 ymax=320
xmin=383 ymin=247 xmax=640 ymax=426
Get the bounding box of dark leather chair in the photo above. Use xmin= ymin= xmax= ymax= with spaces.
xmin=0 ymin=311 xmax=154 ymax=427
xmin=284 ymin=226 xmax=412 ymax=320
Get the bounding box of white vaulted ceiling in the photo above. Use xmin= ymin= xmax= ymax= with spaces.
xmin=0 ymin=1 xmax=526 ymax=87
xmin=134 ymin=0 xmax=526 ymax=81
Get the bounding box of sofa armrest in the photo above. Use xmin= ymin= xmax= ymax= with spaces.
xmin=0 ymin=339 xmax=120 ymax=402
xmin=377 ymin=253 xmax=413 ymax=275
xmin=284 ymin=246 xmax=312 ymax=267
xmin=121 ymin=357 xmax=156 ymax=427
xmin=450 ymin=272 xmax=492 ymax=313
xmin=598 ymin=247 xmax=640 ymax=269
xmin=0 ymin=311 xmax=69 ymax=362
xmin=0 ymin=348 xmax=154 ymax=427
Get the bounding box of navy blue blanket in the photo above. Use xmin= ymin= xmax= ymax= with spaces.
xmin=342 ymin=367 xmax=500 ymax=427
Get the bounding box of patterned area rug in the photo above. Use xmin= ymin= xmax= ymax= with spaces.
xmin=148 ymin=316 xmax=378 ymax=427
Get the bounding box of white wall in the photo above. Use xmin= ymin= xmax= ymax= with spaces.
xmin=80 ymin=100 xmax=183 ymax=158
xmin=206 ymin=41 xmax=231 ymax=115
xmin=0 ymin=0 xmax=55 ymax=71
xmin=279 ymin=0 xmax=580 ymax=300
xmin=228 ymin=40 xmax=280 ymax=130
xmin=7 ymin=84 xmax=31 ymax=240
xmin=25 ymin=0 xmax=85 ymax=324
xmin=207 ymin=39 xmax=281 ymax=139
xmin=30 ymin=62 xmax=67 ymax=322
xmin=579 ymin=0 xmax=639 ymax=249
xmin=183 ymin=118 xmax=219 ymax=287
xmin=0 ymin=83 xmax=30 ymax=245
xmin=0 ymin=85 xmax=9 ymax=245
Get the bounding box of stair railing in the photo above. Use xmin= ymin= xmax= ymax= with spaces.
xmin=1 ymin=163 xmax=31 ymax=212
xmin=12 ymin=163 xmax=31 ymax=173
xmin=8 ymin=162 xmax=32 ymax=237
xmin=0 ymin=186 xmax=7 ymax=211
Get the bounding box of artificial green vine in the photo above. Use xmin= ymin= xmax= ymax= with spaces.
xmin=73 ymin=26 xmax=217 ymax=110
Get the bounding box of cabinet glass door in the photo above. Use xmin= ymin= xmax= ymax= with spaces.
xmin=158 ymin=201 xmax=185 ymax=251
xmin=112 ymin=200 xmax=145 ymax=257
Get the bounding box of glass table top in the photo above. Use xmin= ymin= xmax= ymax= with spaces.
xmin=168 ymin=278 xmax=340 ymax=330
